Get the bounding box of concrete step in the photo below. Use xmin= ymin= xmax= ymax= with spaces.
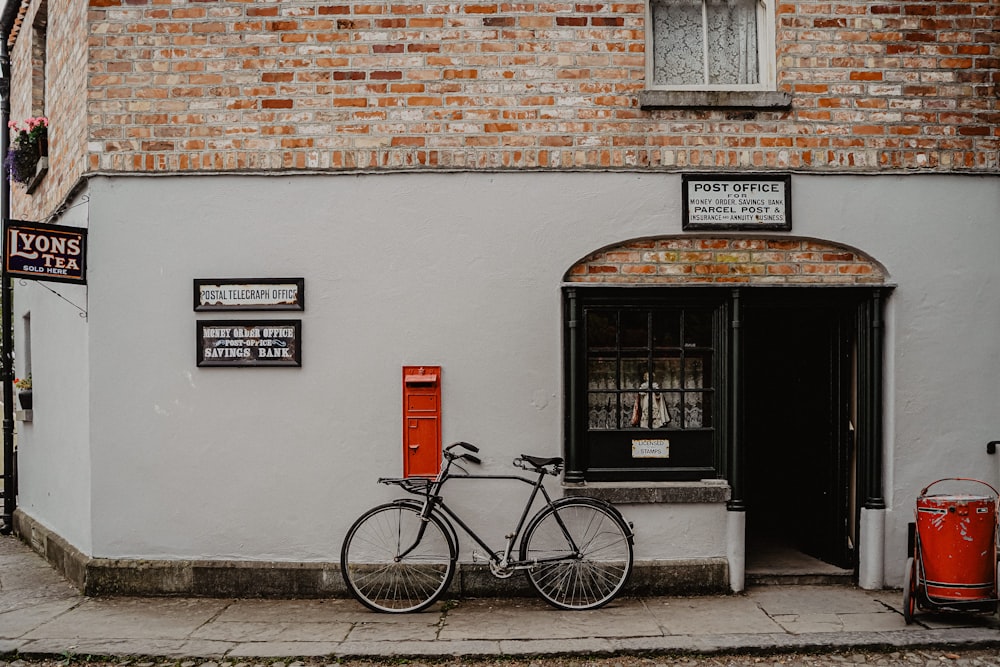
xmin=747 ymin=571 xmax=855 ymax=586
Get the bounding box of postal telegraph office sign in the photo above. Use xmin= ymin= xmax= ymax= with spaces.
xmin=5 ymin=219 xmax=87 ymax=284
xmin=682 ymin=174 xmax=792 ymax=231
xmin=194 ymin=278 xmax=304 ymax=311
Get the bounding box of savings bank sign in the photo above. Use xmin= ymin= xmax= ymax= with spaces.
xmin=5 ymin=220 xmax=87 ymax=284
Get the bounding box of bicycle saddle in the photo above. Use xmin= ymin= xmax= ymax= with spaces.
xmin=520 ymin=454 xmax=564 ymax=469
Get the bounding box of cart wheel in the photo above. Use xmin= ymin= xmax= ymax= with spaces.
xmin=902 ymin=557 xmax=916 ymax=624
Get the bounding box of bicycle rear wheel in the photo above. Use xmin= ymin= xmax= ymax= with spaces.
xmin=340 ymin=502 xmax=456 ymax=613
xmin=520 ymin=499 xmax=633 ymax=610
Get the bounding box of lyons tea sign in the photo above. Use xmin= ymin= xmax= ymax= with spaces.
xmin=5 ymin=220 xmax=87 ymax=284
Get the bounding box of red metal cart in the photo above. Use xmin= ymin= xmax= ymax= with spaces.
xmin=903 ymin=478 xmax=1000 ymax=623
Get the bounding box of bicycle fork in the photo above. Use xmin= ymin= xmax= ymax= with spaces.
xmin=393 ymin=495 xmax=442 ymax=561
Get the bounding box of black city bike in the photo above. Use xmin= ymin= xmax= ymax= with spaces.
xmin=340 ymin=442 xmax=635 ymax=613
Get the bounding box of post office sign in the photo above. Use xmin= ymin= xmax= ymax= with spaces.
xmin=682 ymin=174 xmax=792 ymax=231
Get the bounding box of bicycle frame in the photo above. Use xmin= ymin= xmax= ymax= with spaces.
xmin=390 ymin=456 xmax=580 ymax=572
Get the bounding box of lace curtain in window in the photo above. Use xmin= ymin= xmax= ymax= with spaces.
xmin=651 ymin=0 xmax=759 ymax=86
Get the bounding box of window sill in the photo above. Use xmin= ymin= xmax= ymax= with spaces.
xmin=639 ymin=90 xmax=791 ymax=110
xmin=563 ymin=480 xmax=730 ymax=504
xmin=25 ymin=157 xmax=48 ymax=195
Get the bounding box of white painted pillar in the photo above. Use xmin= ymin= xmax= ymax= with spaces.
xmin=727 ymin=510 xmax=746 ymax=592
xmin=858 ymin=506 xmax=885 ymax=589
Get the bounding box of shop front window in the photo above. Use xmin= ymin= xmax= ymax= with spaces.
xmin=566 ymin=289 xmax=726 ymax=482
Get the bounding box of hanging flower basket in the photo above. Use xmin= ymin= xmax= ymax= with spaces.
xmin=5 ymin=117 xmax=48 ymax=186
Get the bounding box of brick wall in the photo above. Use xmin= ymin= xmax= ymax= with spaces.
xmin=566 ymin=237 xmax=887 ymax=284
xmin=10 ymin=0 xmax=1000 ymax=215
xmin=80 ymin=0 xmax=997 ymax=177
xmin=8 ymin=0 xmax=89 ymax=220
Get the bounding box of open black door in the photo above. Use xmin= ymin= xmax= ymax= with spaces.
xmin=742 ymin=302 xmax=854 ymax=569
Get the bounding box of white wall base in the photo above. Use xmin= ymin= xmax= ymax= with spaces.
xmin=727 ymin=510 xmax=746 ymax=593
xmin=858 ymin=507 xmax=885 ymax=589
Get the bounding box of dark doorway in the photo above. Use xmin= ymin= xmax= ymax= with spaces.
xmin=742 ymin=304 xmax=855 ymax=572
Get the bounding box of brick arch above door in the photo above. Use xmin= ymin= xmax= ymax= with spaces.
xmin=565 ymin=237 xmax=888 ymax=286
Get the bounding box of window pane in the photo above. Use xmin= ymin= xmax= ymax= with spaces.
xmin=622 ymin=356 xmax=647 ymax=389
xmin=654 ymin=353 xmax=682 ymax=389
xmin=588 ymin=358 xmax=617 ymax=390
xmin=589 ymin=392 xmax=618 ymax=430
xmin=706 ymin=0 xmax=758 ymax=85
xmin=587 ymin=310 xmax=616 ymax=348
xmin=651 ymin=0 xmax=704 ymax=86
xmin=662 ymin=391 xmax=682 ymax=427
xmin=653 ymin=310 xmax=681 ymax=348
xmin=685 ymin=310 xmax=713 ymax=347
xmin=685 ymin=392 xmax=712 ymax=428
xmin=620 ymin=310 xmax=649 ymax=349
xmin=684 ymin=355 xmax=711 ymax=389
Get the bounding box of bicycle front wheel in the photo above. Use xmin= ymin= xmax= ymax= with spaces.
xmin=340 ymin=502 xmax=456 ymax=613
xmin=520 ymin=499 xmax=633 ymax=610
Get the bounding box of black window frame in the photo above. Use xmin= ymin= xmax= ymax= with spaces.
xmin=564 ymin=287 xmax=729 ymax=483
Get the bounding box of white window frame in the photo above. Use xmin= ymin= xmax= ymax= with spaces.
xmin=645 ymin=0 xmax=777 ymax=93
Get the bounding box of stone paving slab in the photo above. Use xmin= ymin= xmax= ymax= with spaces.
xmin=16 ymin=638 xmax=234 ymax=659
xmin=4 ymin=534 xmax=1000 ymax=660
xmin=439 ymin=598 xmax=663 ymax=640
xmin=645 ymin=595 xmax=784 ymax=635
xmin=20 ymin=598 xmax=230 ymax=641
xmin=0 ymin=599 xmax=80 ymax=639
xmin=191 ymin=620 xmax=355 ymax=643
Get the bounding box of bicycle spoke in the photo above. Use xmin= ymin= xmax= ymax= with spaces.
xmin=341 ymin=503 xmax=455 ymax=613
xmin=522 ymin=500 xmax=633 ymax=610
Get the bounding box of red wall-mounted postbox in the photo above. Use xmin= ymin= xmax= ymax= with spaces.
xmin=402 ymin=366 xmax=441 ymax=477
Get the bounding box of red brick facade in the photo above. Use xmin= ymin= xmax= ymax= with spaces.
xmin=6 ymin=0 xmax=999 ymax=219
xmin=7 ymin=0 xmax=87 ymax=217
xmin=566 ymin=237 xmax=887 ymax=284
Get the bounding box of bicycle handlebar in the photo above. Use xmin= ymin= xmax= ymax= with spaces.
xmin=444 ymin=442 xmax=482 ymax=466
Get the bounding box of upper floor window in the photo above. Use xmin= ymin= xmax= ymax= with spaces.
xmin=647 ymin=0 xmax=776 ymax=91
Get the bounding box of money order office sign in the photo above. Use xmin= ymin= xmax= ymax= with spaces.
xmin=5 ymin=220 xmax=87 ymax=284
xmin=682 ymin=174 xmax=792 ymax=231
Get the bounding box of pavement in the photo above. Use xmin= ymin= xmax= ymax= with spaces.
xmin=2 ymin=535 xmax=999 ymax=661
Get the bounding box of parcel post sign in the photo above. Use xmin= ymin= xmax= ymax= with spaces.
xmin=5 ymin=220 xmax=87 ymax=284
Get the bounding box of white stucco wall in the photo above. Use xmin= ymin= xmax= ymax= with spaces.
xmin=13 ymin=188 xmax=92 ymax=553
xmin=16 ymin=172 xmax=1000 ymax=583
